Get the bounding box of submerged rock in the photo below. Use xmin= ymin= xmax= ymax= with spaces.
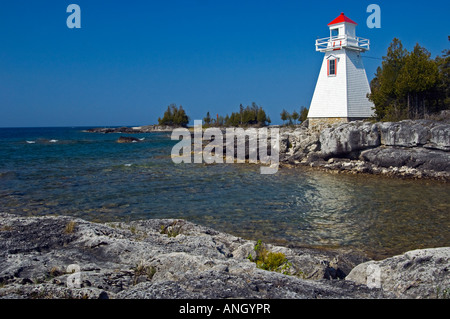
xmin=116 ymin=136 xmax=140 ymax=143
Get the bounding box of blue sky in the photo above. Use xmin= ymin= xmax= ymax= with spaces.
xmin=0 ymin=0 xmax=448 ymax=127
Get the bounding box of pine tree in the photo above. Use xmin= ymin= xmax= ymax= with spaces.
xmin=396 ymin=44 xmax=439 ymax=118
xmin=203 ymin=111 xmax=211 ymax=126
xmin=299 ymin=106 xmax=308 ymax=123
xmin=280 ymin=109 xmax=288 ymax=125
xmin=158 ymin=104 xmax=189 ymax=127
xmin=368 ymin=38 xmax=408 ymax=121
xmin=257 ymin=107 xmax=267 ymax=126
xmin=291 ymin=110 xmax=299 ymax=124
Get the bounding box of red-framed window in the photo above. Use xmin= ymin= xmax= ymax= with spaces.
xmin=327 ymin=59 xmax=337 ymax=76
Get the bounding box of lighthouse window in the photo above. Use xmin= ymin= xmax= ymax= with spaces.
xmin=331 ymin=28 xmax=339 ymax=38
xmin=328 ymin=59 xmax=336 ymax=76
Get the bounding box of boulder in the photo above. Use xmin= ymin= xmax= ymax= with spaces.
xmin=319 ymin=121 xmax=380 ymax=158
xmin=346 ymin=247 xmax=450 ymax=299
xmin=426 ymin=124 xmax=450 ymax=151
xmin=116 ymin=136 xmax=140 ymax=143
xmin=280 ymin=127 xmax=320 ymax=163
xmin=360 ymin=147 xmax=450 ymax=172
xmin=377 ymin=120 xmax=450 ymax=151
xmin=377 ymin=120 xmax=430 ymax=147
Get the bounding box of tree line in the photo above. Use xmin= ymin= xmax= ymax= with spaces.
xmin=203 ymin=102 xmax=271 ymax=127
xmin=369 ymin=37 xmax=449 ymax=121
xmin=158 ymin=104 xmax=189 ymax=127
xmin=280 ymin=106 xmax=308 ymax=126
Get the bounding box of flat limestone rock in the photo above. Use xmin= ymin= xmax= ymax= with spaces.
xmin=0 ymin=213 xmax=393 ymax=299
xmin=346 ymin=247 xmax=450 ymax=299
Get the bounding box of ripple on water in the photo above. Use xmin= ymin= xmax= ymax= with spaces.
xmin=0 ymin=128 xmax=449 ymax=259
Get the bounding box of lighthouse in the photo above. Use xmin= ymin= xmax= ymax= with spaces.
xmin=308 ymin=13 xmax=375 ymax=130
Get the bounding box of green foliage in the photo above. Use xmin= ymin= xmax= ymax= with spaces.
xmin=369 ymin=38 xmax=449 ymax=121
xmin=280 ymin=106 xmax=309 ymax=126
xmin=133 ymin=261 xmax=156 ymax=285
xmin=204 ymin=102 xmax=270 ymax=127
xmin=158 ymin=104 xmax=189 ymax=127
xmin=160 ymin=220 xmax=185 ymax=237
xmin=248 ymin=240 xmax=291 ymax=273
xmin=299 ymin=106 xmax=309 ymax=123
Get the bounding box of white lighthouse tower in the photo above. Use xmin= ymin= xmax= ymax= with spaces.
xmin=308 ymin=12 xmax=374 ymax=130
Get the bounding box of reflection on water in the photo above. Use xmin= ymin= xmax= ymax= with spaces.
xmin=0 ymin=127 xmax=449 ymax=260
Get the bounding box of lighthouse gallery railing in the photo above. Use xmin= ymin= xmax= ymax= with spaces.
xmin=315 ymin=35 xmax=370 ymax=52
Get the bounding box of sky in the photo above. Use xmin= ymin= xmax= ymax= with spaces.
xmin=0 ymin=0 xmax=449 ymax=127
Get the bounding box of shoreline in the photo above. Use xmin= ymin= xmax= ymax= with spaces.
xmin=84 ymin=117 xmax=450 ymax=181
xmin=0 ymin=213 xmax=448 ymax=299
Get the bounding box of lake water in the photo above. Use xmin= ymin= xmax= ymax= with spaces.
xmin=0 ymin=127 xmax=449 ymax=259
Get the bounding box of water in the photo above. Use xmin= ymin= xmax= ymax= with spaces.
xmin=0 ymin=127 xmax=449 ymax=259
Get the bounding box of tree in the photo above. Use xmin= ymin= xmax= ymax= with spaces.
xmin=291 ymin=110 xmax=299 ymax=124
xmin=257 ymin=107 xmax=267 ymax=126
xmin=280 ymin=109 xmax=289 ymax=125
xmin=158 ymin=104 xmax=189 ymax=127
xmin=368 ymin=38 xmax=448 ymax=121
xmin=215 ymin=102 xmax=271 ymax=127
xmin=299 ymin=106 xmax=309 ymax=123
xmin=368 ymin=38 xmax=408 ymax=121
xmin=395 ymin=44 xmax=439 ymax=118
xmin=203 ymin=111 xmax=211 ymax=126
xmin=175 ymin=105 xmax=189 ymax=127
xmin=433 ymin=36 xmax=450 ymax=111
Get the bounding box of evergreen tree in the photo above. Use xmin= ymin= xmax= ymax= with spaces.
xmin=158 ymin=104 xmax=189 ymax=127
xmin=396 ymin=44 xmax=439 ymax=118
xmin=257 ymin=107 xmax=267 ymax=125
xmin=280 ymin=109 xmax=289 ymax=125
xmin=434 ymin=36 xmax=450 ymax=111
xmin=203 ymin=111 xmax=211 ymax=126
xmin=291 ymin=110 xmax=299 ymax=124
xmin=368 ymin=38 xmax=408 ymax=121
xmin=299 ymin=106 xmax=308 ymax=123
xmin=369 ymin=38 xmax=448 ymax=121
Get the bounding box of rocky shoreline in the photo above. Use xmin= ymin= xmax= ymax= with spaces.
xmin=84 ymin=125 xmax=177 ymax=134
xmin=85 ymin=117 xmax=450 ymax=180
xmin=0 ymin=213 xmax=448 ymax=299
xmin=279 ymin=118 xmax=450 ymax=180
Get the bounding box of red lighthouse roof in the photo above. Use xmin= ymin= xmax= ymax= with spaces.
xmin=328 ymin=12 xmax=357 ymax=26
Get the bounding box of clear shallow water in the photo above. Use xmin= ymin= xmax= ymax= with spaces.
xmin=0 ymin=127 xmax=449 ymax=259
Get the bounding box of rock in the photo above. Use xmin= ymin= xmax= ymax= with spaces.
xmin=360 ymin=147 xmax=450 ymax=172
xmin=278 ymin=119 xmax=450 ymax=180
xmin=377 ymin=120 xmax=450 ymax=151
xmin=426 ymin=124 xmax=450 ymax=151
xmin=85 ymin=125 xmax=178 ymax=134
xmin=319 ymin=121 xmax=380 ymax=158
xmin=0 ymin=213 xmax=392 ymax=299
xmin=280 ymin=127 xmax=320 ymax=163
xmin=346 ymin=247 xmax=450 ymax=299
xmin=116 ymin=136 xmax=140 ymax=143
xmin=377 ymin=120 xmax=430 ymax=147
